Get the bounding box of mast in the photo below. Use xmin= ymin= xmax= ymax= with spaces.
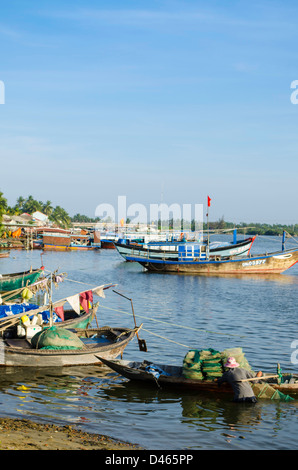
xmin=207 ymin=195 xmax=211 ymax=251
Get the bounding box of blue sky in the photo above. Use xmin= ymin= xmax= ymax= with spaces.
xmin=1 ymin=0 xmax=298 ymax=224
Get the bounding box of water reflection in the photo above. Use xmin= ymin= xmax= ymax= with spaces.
xmin=0 ymin=240 xmax=297 ymax=449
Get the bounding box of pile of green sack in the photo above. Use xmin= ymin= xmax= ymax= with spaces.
xmin=31 ymin=326 xmax=84 ymax=350
xmin=182 ymin=347 xmax=252 ymax=380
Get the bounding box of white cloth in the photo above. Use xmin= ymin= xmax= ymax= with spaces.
xmin=66 ymin=294 xmax=80 ymax=314
xmin=93 ymin=286 xmax=105 ymax=298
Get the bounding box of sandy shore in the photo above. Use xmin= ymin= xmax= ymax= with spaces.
xmin=0 ymin=417 xmax=142 ymax=450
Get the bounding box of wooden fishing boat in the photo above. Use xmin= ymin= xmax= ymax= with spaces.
xmin=0 ymin=267 xmax=44 ymax=293
xmin=99 ymin=358 xmax=298 ymax=398
xmin=115 ymin=236 xmax=256 ymax=262
xmin=42 ymin=234 xmax=71 ymax=251
xmin=0 ymin=252 xmax=9 ymax=258
xmin=126 ymin=246 xmax=298 ymax=275
xmin=0 ymin=284 xmax=114 ymax=335
xmin=69 ymin=234 xmax=96 ymax=250
xmin=101 ymin=240 xmax=116 ymax=249
xmin=0 ymin=283 xmax=143 ymax=367
xmin=0 ymin=326 xmax=141 ymax=367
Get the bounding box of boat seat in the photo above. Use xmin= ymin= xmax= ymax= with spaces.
xmin=5 ymin=338 xmax=32 ymax=349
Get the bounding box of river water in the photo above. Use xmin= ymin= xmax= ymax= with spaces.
xmin=0 ymin=235 xmax=297 ymax=450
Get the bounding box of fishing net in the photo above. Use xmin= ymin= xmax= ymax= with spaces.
xmin=183 ymin=348 xmax=223 ymax=380
xmin=200 ymin=349 xmax=223 ymax=379
xmin=182 ymin=347 xmax=294 ymax=401
xmin=250 ymin=382 xmax=293 ymax=402
xmin=221 ymin=347 xmax=252 ymax=371
xmin=31 ymin=326 xmax=84 ymax=350
xmin=182 ymin=350 xmax=204 ymax=379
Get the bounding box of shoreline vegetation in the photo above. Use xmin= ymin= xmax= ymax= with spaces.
xmin=0 ymin=417 xmax=142 ymax=450
xmin=0 ymin=192 xmax=297 ymax=237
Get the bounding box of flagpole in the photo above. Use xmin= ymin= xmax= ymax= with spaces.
xmin=207 ymin=196 xmax=211 ymax=253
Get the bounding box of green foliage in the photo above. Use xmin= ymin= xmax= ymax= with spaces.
xmin=0 ymin=191 xmax=8 ymax=218
xmin=0 ymin=193 xmax=71 ymax=229
xmin=72 ymin=213 xmax=100 ymax=223
xmin=0 ymin=191 xmax=8 ymax=230
xmin=0 ymin=191 xmax=297 ymax=235
xmin=49 ymin=206 xmax=71 ymax=229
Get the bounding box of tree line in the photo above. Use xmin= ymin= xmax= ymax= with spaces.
xmin=0 ymin=191 xmax=297 ymax=235
xmin=0 ymin=192 xmax=72 ymax=229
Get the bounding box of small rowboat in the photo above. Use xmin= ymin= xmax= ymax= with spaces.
xmin=0 ymin=327 xmax=141 ymax=367
xmin=99 ymin=358 xmax=298 ymax=399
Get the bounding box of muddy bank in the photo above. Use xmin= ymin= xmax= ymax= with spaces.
xmin=0 ymin=417 xmax=142 ymax=450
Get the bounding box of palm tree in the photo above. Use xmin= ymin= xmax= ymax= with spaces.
xmin=50 ymin=206 xmax=71 ymax=228
xmin=42 ymin=200 xmax=53 ymax=217
xmin=0 ymin=191 xmax=7 ymax=217
xmin=22 ymin=195 xmax=42 ymax=214
xmin=0 ymin=192 xmax=8 ymax=230
xmin=16 ymin=196 xmax=25 ymax=211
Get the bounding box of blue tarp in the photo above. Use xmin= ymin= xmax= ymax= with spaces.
xmin=0 ymin=303 xmax=62 ymax=323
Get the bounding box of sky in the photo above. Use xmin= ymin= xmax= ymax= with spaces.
xmin=1 ymin=0 xmax=298 ymax=225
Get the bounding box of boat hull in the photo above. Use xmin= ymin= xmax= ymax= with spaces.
xmin=100 ymin=359 xmax=298 ymax=397
xmin=127 ymin=249 xmax=298 ymax=275
xmin=101 ymin=240 xmax=116 ymax=249
xmin=50 ymin=309 xmax=95 ymax=330
xmin=0 ymin=328 xmax=137 ymax=367
xmin=0 ymin=268 xmax=44 ymax=293
xmin=69 ymin=245 xmax=95 ymax=251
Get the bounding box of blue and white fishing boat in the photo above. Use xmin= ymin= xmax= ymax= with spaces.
xmin=124 ymin=232 xmax=298 ymax=275
xmin=114 ymin=230 xmax=256 ymax=262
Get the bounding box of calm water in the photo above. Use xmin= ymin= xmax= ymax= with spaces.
xmin=0 ymin=235 xmax=298 ymax=450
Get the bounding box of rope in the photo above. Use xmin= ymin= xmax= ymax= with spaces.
xmin=142 ymin=327 xmax=190 ymax=349
xmin=100 ymin=304 xmax=246 ymax=338
xmin=284 ymin=231 xmax=298 ymax=245
xmin=45 ymin=272 xmax=95 ymax=288
xmin=45 ymin=275 xmax=245 ymax=339
xmin=43 ymin=274 xmax=246 ymax=346
xmin=257 ymin=234 xmax=298 ymax=246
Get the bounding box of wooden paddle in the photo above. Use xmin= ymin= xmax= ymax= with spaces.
xmin=113 ymin=290 xmax=147 ymax=352
xmin=240 ymin=375 xmax=279 ymax=382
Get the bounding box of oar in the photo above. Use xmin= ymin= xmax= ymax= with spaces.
xmin=240 ymin=375 xmax=280 ymax=382
xmin=113 ymin=290 xmax=147 ymax=352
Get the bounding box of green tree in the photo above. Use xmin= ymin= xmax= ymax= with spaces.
xmin=42 ymin=200 xmax=53 ymax=217
xmin=0 ymin=191 xmax=8 ymax=220
xmin=16 ymin=196 xmax=25 ymax=211
xmin=50 ymin=206 xmax=71 ymax=228
xmin=22 ymin=195 xmax=42 ymax=213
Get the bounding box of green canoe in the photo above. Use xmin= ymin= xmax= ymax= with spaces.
xmin=0 ymin=267 xmax=44 ymax=294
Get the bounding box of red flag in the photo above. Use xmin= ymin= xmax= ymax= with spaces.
xmin=207 ymin=196 xmax=211 ymax=207
xmin=54 ymin=306 xmax=64 ymax=321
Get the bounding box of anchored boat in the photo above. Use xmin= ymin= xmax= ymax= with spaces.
xmin=115 ymin=235 xmax=256 ymax=262
xmin=0 ymin=326 xmax=141 ymax=367
xmin=0 ymin=267 xmax=44 ymax=294
xmin=125 ymin=233 xmax=298 ymax=275
xmin=99 ymin=358 xmax=298 ymax=400
xmin=0 ymin=284 xmax=142 ymax=367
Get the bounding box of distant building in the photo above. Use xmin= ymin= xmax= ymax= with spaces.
xmin=32 ymin=211 xmax=49 ymax=225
